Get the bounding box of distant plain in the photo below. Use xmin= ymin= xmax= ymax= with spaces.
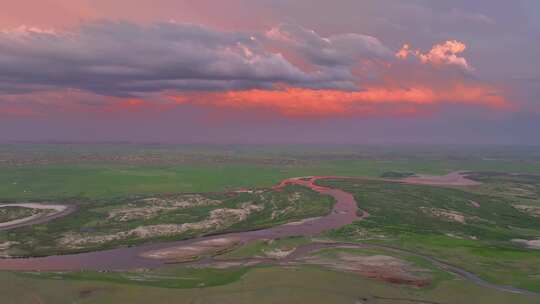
xmin=1 ymin=144 xmax=540 ymax=304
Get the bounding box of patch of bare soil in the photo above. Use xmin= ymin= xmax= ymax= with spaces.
xmin=513 ymin=205 xmax=540 ymax=217
xmin=445 ymin=233 xmax=477 ymax=240
xmin=512 ymin=238 xmax=540 ymax=249
xmin=0 ymin=241 xmax=19 ymax=257
xmin=469 ymin=200 xmax=481 ymax=208
xmin=198 ymin=259 xmax=263 ymax=269
xmin=269 ymin=192 xmax=302 ymax=220
xmin=401 ymin=171 xmax=480 ymax=186
xmin=281 ymin=217 xmax=321 ymax=226
xmin=419 ymin=207 xmax=466 ymax=224
xmin=264 ymin=247 xmax=296 ymax=259
xmin=300 ymin=252 xmax=431 ymax=287
xmin=107 ymin=195 xmax=223 ymax=222
xmin=140 ymin=237 xmax=242 ymax=262
xmin=59 ymin=203 xmax=264 ymax=248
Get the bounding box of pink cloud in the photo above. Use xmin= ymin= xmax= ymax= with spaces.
xmin=0 ymin=21 xmax=513 ymax=120
xmin=397 ymin=40 xmax=472 ymax=71
xmin=170 ymin=83 xmax=510 ymax=118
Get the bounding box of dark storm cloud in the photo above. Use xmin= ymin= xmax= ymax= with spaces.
xmin=0 ymin=21 xmax=393 ymax=96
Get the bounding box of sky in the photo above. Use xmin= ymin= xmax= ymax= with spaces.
xmin=0 ymin=0 xmax=539 ymax=144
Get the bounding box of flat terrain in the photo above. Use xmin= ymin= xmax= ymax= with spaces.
xmin=0 ymin=203 xmax=74 ymax=230
xmin=1 ymin=144 xmax=540 ymax=303
xmin=0 ymin=184 xmax=333 ymax=257
xmin=317 ymin=172 xmax=540 ymax=292
xmin=3 ymin=264 xmax=539 ymax=304
xmin=1 ymin=144 xmax=540 ymax=201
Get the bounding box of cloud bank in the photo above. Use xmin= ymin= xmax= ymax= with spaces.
xmin=0 ymin=21 xmax=510 ymax=118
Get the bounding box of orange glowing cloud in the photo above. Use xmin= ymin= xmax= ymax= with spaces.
xmin=0 ymin=83 xmax=512 ymax=119
xmin=0 ymin=22 xmax=514 ymax=120
xmin=101 ymin=97 xmax=181 ymax=115
xmin=397 ymin=40 xmax=472 ymax=71
xmin=170 ymin=84 xmax=510 ymax=117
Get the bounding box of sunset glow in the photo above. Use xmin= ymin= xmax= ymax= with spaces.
xmin=0 ymin=0 xmax=537 ymax=144
xmin=169 ymin=84 xmax=510 ymax=117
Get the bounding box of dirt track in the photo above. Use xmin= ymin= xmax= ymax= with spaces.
xmin=0 ymin=203 xmax=76 ymax=230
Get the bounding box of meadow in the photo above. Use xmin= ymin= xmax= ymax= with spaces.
xmin=317 ymin=173 xmax=540 ymax=292
xmin=1 ymin=144 xmax=540 ymax=303
xmin=1 ymin=144 xmax=540 ymax=201
xmin=3 ymin=264 xmax=539 ymax=304
xmin=0 ymin=184 xmax=333 ymax=257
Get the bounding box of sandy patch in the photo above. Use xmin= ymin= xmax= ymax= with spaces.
xmin=282 ymin=217 xmax=321 ymax=226
xmin=59 ymin=203 xmax=264 ymax=248
xmin=513 ymin=205 xmax=540 ymax=217
xmin=200 ymin=260 xmax=263 ymax=269
xmin=401 ymin=171 xmax=480 ymax=186
xmin=0 ymin=241 xmax=18 ymax=250
xmin=269 ymin=192 xmax=303 ymax=220
xmin=512 ymin=238 xmax=540 ymax=249
xmin=108 ymin=195 xmax=222 ymax=222
xmin=420 ymin=207 xmax=466 ymax=224
xmin=445 ymin=233 xmax=478 ymax=240
xmin=0 ymin=241 xmax=19 ymax=257
xmin=264 ymin=247 xmax=296 ymax=259
xmin=469 ymin=201 xmax=481 ymax=208
xmin=301 ymin=252 xmax=430 ymax=287
xmin=140 ymin=237 xmax=242 ymax=262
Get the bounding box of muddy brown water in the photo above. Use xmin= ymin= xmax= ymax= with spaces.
xmin=0 ymin=176 xmax=362 ymax=271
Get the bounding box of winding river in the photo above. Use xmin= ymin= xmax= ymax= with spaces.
xmin=0 ymin=177 xmax=361 ymax=271
xmin=0 ymin=175 xmax=538 ymax=296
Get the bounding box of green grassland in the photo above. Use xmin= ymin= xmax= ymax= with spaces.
xmin=1 ymin=144 xmax=540 ymax=303
xmin=219 ymin=236 xmax=311 ymax=259
xmin=11 ymin=245 xmax=456 ymax=291
xmin=19 ymin=266 xmax=250 ymax=290
xmin=1 ymin=144 xmax=540 ymax=201
xmin=2 ymin=159 xmax=540 ymax=201
xmin=465 ymin=172 xmax=540 ymax=206
xmin=0 ymin=185 xmax=334 ymax=257
xmin=3 ymin=264 xmax=539 ymax=304
xmin=317 ymin=174 xmax=540 ymax=292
